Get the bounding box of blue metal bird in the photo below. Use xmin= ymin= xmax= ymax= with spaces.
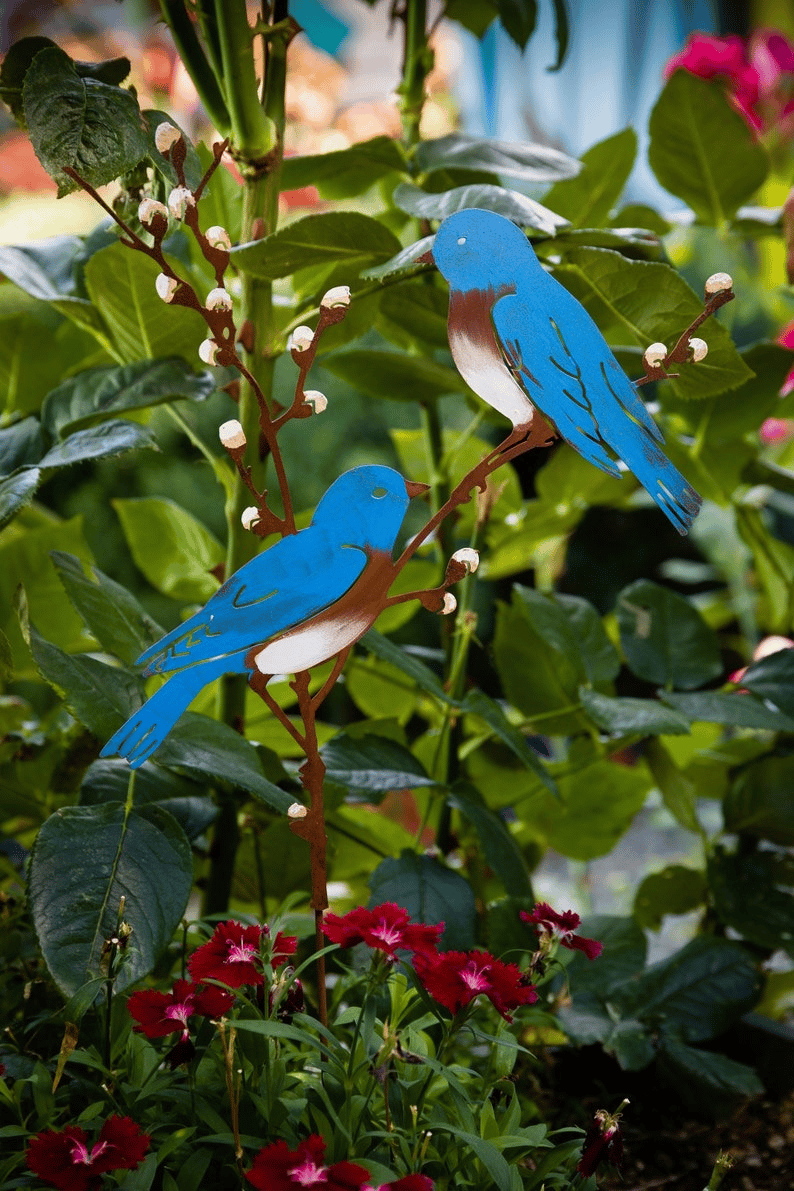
xmin=429 ymin=208 xmax=701 ymax=534
xmin=101 ymin=465 xmax=425 ymax=768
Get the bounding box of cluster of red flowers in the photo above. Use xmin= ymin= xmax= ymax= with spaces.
xmin=26 ymin=1116 xmax=149 ymax=1191
xmin=665 ymin=28 xmax=794 ymax=138
xmin=245 ymin=1135 xmax=434 ymax=1191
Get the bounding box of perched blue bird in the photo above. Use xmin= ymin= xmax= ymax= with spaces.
xmin=429 ymin=208 xmax=701 ymax=534
xmin=101 ymin=466 xmax=425 ymax=768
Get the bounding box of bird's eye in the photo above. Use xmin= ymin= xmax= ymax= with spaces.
xmin=372 ymin=486 xmax=388 ymax=498
xmin=457 ymin=236 xmax=466 ymax=245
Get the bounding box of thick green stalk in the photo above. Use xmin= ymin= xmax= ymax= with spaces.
xmin=158 ymin=0 xmax=231 ymax=133
xmin=397 ymin=0 xmax=431 ymax=145
xmin=215 ymin=1 xmax=277 ymax=158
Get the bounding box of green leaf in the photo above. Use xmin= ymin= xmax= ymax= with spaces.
xmin=361 ymin=630 xmax=450 ymax=702
xmin=360 ymin=235 xmax=435 ymax=282
xmin=152 ymin=714 xmax=295 ymax=813
xmin=549 ymin=0 xmax=570 ymax=70
xmin=670 ymin=343 xmax=794 ymax=447
xmin=22 ymin=46 xmax=149 ymax=196
xmin=495 ymin=0 xmax=538 ymax=50
xmin=0 ymin=416 xmax=46 ymax=476
xmin=113 ymin=496 xmax=223 ymax=602
xmin=556 ymin=593 xmax=620 ymax=683
xmin=320 ymin=732 xmax=435 ymax=792
xmin=230 ymin=212 xmax=401 ymax=280
xmin=321 ymin=349 xmax=467 ymax=402
xmin=0 ymin=36 xmax=58 ymax=124
xmin=0 ymin=234 xmax=85 ymax=300
xmin=415 ymin=133 xmax=580 ymax=183
xmin=38 ymin=420 xmax=158 ymax=469
xmin=143 ymin=109 xmax=203 ymax=191
xmin=18 ymin=593 xmax=144 ymax=740
xmin=580 ymin=688 xmax=691 ymax=736
xmin=644 ymin=737 xmax=701 ymax=833
xmin=547 ymin=225 xmax=664 ymax=258
xmin=552 ymin=247 xmax=753 ymax=399
xmin=83 ymin=243 xmax=207 ymax=365
xmin=724 ymin=753 xmax=794 ymax=846
xmin=660 ymin=689 xmax=794 ymax=731
xmin=29 ymin=801 xmax=192 ymax=995
xmin=0 ymin=310 xmax=105 ymax=418
xmin=392 ymin=182 xmax=568 ymax=235
xmin=566 ymin=914 xmax=647 ymax=997
xmin=633 ymin=865 xmax=708 ymax=930
xmin=50 ymin=551 xmax=163 ymax=665
xmin=657 ymin=1038 xmax=763 ymax=1105
xmin=462 ymin=689 xmax=556 ymax=793
xmin=82 ymin=757 xmax=216 ymax=841
xmin=648 ymin=71 xmax=769 ymax=225
xmin=444 ymin=0 xmax=498 ymax=38
xmin=369 ymin=850 xmax=477 ymax=951
xmin=429 ymin=1125 xmax=512 ymax=1191
xmin=0 ymin=467 xmax=40 ymax=529
xmin=449 ymin=784 xmax=532 ymax=897
xmin=0 ymin=627 xmax=13 ymax=682
xmin=376 ymin=281 xmax=449 ymax=350
xmin=740 ymin=647 xmax=794 ymax=717
xmin=42 ymin=358 xmax=215 ymax=438
xmin=709 ymin=847 xmax=794 ymax=957
xmin=545 ymin=754 xmax=650 ymax=860
xmin=616 ymin=579 xmax=722 ymax=690
xmin=542 ymin=128 xmax=638 ymax=228
xmin=281 ymin=136 xmax=407 ymax=199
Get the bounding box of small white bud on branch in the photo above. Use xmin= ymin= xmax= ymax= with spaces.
xmin=441 ymin=592 xmax=457 ymax=615
xmin=643 ymin=342 xmax=668 ymax=369
xmin=688 ymin=337 xmax=708 ymax=362
xmin=205 ymin=225 xmax=231 ymax=250
xmin=302 ymin=390 xmax=328 ymax=414
xmin=241 ymin=506 xmax=260 ymax=530
xmin=705 ymin=271 xmax=733 ymax=296
xmin=219 ymin=419 xmax=246 ymax=449
xmin=321 ymin=285 xmax=351 ymax=309
xmin=138 ymin=197 xmax=169 ymax=227
xmin=155 ymin=273 xmax=178 ymax=303
xmin=451 ymin=547 xmax=480 ymax=574
xmin=206 ymin=287 xmax=233 ymax=312
xmin=154 ymin=122 xmax=182 ymax=153
xmin=167 ymin=186 xmax=195 ymax=220
xmin=287 ymin=802 xmax=308 ymax=819
xmin=288 ymin=325 xmax=314 ymax=352
xmin=199 ymin=339 xmax=220 ymax=365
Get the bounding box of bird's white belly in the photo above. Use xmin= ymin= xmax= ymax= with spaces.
xmin=251 ymin=607 xmax=373 ymax=675
xmin=448 ymin=297 xmax=535 ymax=429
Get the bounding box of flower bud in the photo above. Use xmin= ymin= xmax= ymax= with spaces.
xmin=441 ymin=592 xmax=457 ymax=615
xmin=302 ymin=390 xmax=328 ymax=413
xmin=206 ymin=287 xmax=233 ymax=312
xmin=288 ymin=802 xmax=308 ymax=819
xmin=168 ymin=186 xmax=195 ymax=220
xmin=138 ymin=197 xmax=169 ymax=227
xmin=155 ymin=273 xmax=178 ymax=303
xmin=321 ymin=285 xmax=351 ymax=309
xmin=241 ymin=506 xmax=260 ymax=530
xmin=705 ymin=271 xmax=733 ymax=295
xmin=451 ymin=547 xmax=480 ymax=574
xmin=154 ymin=122 xmax=182 ymax=153
xmin=688 ymin=337 xmax=708 ymax=362
xmin=205 ymin=225 xmax=231 ymax=250
xmin=288 ymin=325 xmax=314 ymax=352
xmin=219 ymin=419 xmax=246 ymax=450
xmin=199 ymin=339 xmax=219 ymax=365
xmin=643 ymin=342 xmax=668 ymax=369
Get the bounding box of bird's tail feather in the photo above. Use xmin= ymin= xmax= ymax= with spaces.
xmin=621 ymin=434 xmax=701 ymax=535
xmin=100 ymin=653 xmax=247 ymax=768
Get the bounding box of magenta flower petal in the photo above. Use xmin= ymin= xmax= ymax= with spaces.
xmin=188 ymin=921 xmax=264 ymax=988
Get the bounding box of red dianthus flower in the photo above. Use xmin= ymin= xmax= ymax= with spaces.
xmin=26 ymin=1116 xmax=150 ymax=1191
xmin=244 ymin=1135 xmax=433 ymax=1191
xmin=188 ymin=921 xmax=297 ymax=989
xmin=412 ymin=949 xmax=537 ymax=1022
xmin=322 ymin=903 xmax=444 ymax=959
xmin=127 ymin=979 xmax=234 ymax=1040
xmin=520 ymin=904 xmax=603 ymax=960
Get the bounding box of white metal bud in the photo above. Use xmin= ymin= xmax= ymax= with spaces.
xmin=241 ymin=506 xmax=260 ymax=530
xmin=155 ymin=273 xmax=178 ymax=302
xmin=705 ymin=271 xmax=733 ymax=295
xmin=643 ymin=342 xmax=668 ymax=369
xmin=138 ymin=197 xmax=169 ymax=226
xmin=689 ymin=337 xmax=708 ymax=362
xmin=288 ymin=325 xmax=314 ymax=352
xmin=154 ymin=122 xmax=182 ymax=153
xmin=198 ymin=338 xmax=219 ymax=365
xmin=441 ymin=592 xmax=457 ymax=615
xmin=167 ymin=186 xmax=195 ymax=220
xmin=451 ymin=547 xmax=480 ymax=574
xmin=302 ymin=390 xmax=328 ymax=414
xmin=206 ymin=287 xmax=233 ymax=312
xmin=219 ymin=419 xmax=246 ymax=449
xmin=288 ymin=802 xmax=308 ymax=819
xmin=206 ymin=225 xmax=231 ymax=250
xmin=321 ymin=285 xmax=351 ymax=309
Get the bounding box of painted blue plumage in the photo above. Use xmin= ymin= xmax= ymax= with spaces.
xmin=431 ymin=208 xmax=701 ymax=535
xmin=101 ymin=465 xmax=415 ymax=768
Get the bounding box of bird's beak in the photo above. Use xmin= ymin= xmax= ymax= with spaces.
xmin=405 ymin=479 xmax=431 ymax=498
xmin=416 ymin=249 xmax=435 ymax=265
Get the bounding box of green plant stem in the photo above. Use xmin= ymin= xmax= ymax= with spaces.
xmin=397 ymin=0 xmax=431 ymax=145
xmin=216 ymin=1 xmax=276 ymax=157
xmin=158 ymin=0 xmax=231 ymax=133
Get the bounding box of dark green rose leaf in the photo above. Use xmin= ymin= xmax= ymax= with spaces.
xmin=73 ymin=56 xmax=131 ymax=86
xmin=38 ymin=420 xmax=158 ymax=469
xmin=449 ymin=783 xmax=532 ymax=897
xmin=740 ymin=646 xmax=794 ymax=717
xmin=542 ymin=128 xmax=637 ymax=228
xmin=0 ymin=36 xmax=58 ymax=124
xmin=644 ymin=738 xmax=700 ymax=834
xmin=0 ymin=235 xmax=85 ymax=300
xmin=444 ymin=0 xmax=499 ymax=38
xmin=0 ymin=467 xmax=41 ymax=529
xmin=616 ymin=579 xmax=722 ymax=689
xmin=361 ymin=630 xmax=451 ymax=703
xmin=369 ymin=850 xmax=476 ymax=951
xmin=42 ymin=358 xmax=216 ymax=438
xmin=230 ymin=212 xmax=401 ymax=280
xmin=649 ymin=71 xmax=769 ymax=225
xmin=392 ymin=182 xmax=569 ymax=235
xmin=0 ymin=416 xmax=46 ymax=476
xmin=415 ymin=133 xmax=580 ymax=184
xmin=658 ymin=1038 xmax=763 ymax=1105
xmin=709 ymin=847 xmax=794 ymax=956
xmin=22 ymin=46 xmax=149 ymax=196
xmin=51 ymin=551 xmax=163 ymax=665
xmin=724 ymin=753 xmax=794 ymax=846
xmin=660 ymin=690 xmax=794 ymax=731
xmin=377 ymin=281 xmax=449 ymax=349
xmin=281 ymin=135 xmax=407 ymax=199
xmin=580 ymin=688 xmax=691 ymax=736
xmin=633 ymin=865 xmax=708 ymax=930
xmin=462 ymin=688 xmax=556 ymax=793
xmin=495 ymin=0 xmax=538 ymax=49
xmin=321 ymin=731 xmax=435 ymax=792
xmin=321 ymin=349 xmax=467 ymax=402
xmin=81 ymin=757 xmax=217 ymax=841
xmin=360 ymin=235 xmax=435 ymax=281
xmin=29 ymin=801 xmax=192 ymax=995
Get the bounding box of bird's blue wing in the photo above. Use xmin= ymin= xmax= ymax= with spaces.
xmin=136 ymin=525 xmax=368 ymax=675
